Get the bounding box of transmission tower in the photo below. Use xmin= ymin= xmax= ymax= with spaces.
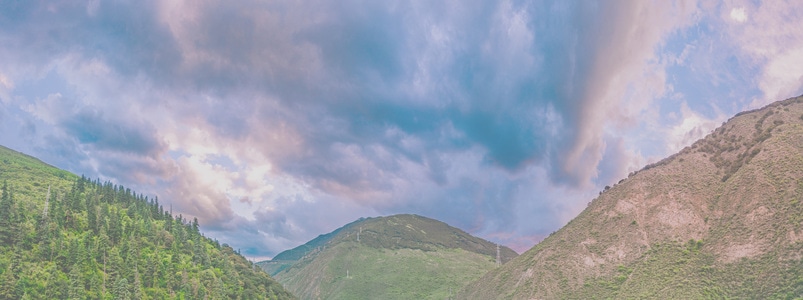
xmin=496 ymin=243 xmax=501 ymax=266
xmin=42 ymin=185 xmax=50 ymax=218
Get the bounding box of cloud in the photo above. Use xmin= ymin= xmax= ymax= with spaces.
xmin=204 ymin=191 xmax=379 ymax=259
xmin=595 ymin=137 xmax=644 ymax=187
xmin=0 ymin=72 xmax=12 ymax=103
xmin=4 ymin=0 xmax=693 ymax=188
xmin=723 ymin=0 xmax=803 ymax=106
xmin=162 ymin=154 xmax=236 ymax=225
xmin=3 ymin=0 xmax=800 ymax=259
xmin=666 ymin=101 xmax=725 ymax=153
xmin=730 ymin=7 xmax=747 ymax=22
xmin=61 ymin=109 xmax=164 ymax=156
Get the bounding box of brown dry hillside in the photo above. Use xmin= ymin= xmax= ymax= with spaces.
xmin=460 ymin=95 xmax=803 ymax=299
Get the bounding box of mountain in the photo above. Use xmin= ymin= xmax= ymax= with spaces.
xmin=0 ymin=145 xmax=295 ymax=299
xmin=460 ymin=95 xmax=803 ymax=299
xmin=258 ymin=214 xmax=518 ymax=300
xmin=258 ymin=218 xmax=369 ymax=276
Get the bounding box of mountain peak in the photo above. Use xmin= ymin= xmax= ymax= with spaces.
xmin=261 ymin=213 xmax=518 ymax=299
xmin=460 ymin=95 xmax=803 ymax=299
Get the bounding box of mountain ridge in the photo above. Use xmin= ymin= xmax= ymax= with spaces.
xmin=272 ymin=217 xmax=368 ymax=262
xmin=261 ymin=214 xmax=517 ymax=299
xmin=460 ymin=95 xmax=803 ymax=299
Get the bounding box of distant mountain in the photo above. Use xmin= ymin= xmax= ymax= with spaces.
xmin=258 ymin=214 xmax=517 ymax=300
xmin=0 ymin=145 xmax=294 ymax=299
xmin=460 ymin=95 xmax=803 ymax=299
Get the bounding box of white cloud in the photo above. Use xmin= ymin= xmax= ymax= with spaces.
xmin=667 ymin=101 xmax=723 ymax=153
xmin=23 ymin=93 xmax=67 ymax=124
xmin=730 ymin=7 xmax=747 ymax=22
xmin=166 ymin=154 xmax=237 ymax=223
xmin=758 ymin=47 xmax=803 ymax=103
xmin=725 ymin=1 xmax=803 ymax=107
xmin=562 ymin=0 xmax=700 ymax=186
xmin=0 ymin=72 xmax=12 ymax=104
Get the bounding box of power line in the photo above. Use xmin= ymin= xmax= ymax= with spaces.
xmin=496 ymin=243 xmax=501 ymax=266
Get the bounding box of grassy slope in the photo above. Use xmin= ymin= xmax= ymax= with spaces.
xmin=258 ymin=218 xmax=370 ymax=277
xmin=0 ymin=145 xmax=295 ymax=299
xmin=460 ymin=95 xmax=803 ymax=299
xmin=272 ymin=218 xmax=367 ymax=262
xmin=272 ymin=214 xmax=517 ymax=300
xmin=279 ymin=242 xmax=496 ymax=300
xmin=0 ymin=145 xmax=77 ymax=209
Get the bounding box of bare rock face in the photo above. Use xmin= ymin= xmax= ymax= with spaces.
xmin=460 ymin=95 xmax=803 ymax=299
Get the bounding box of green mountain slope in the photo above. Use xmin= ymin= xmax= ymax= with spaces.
xmin=0 ymin=145 xmax=295 ymax=299
xmin=260 ymin=214 xmax=517 ymax=300
xmin=272 ymin=218 xmax=367 ymax=262
xmin=460 ymin=95 xmax=803 ymax=299
xmin=258 ymin=218 xmax=369 ymax=276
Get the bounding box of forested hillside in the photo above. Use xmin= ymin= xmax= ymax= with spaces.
xmin=0 ymin=145 xmax=294 ymax=299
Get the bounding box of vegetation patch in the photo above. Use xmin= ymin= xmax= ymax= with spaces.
xmin=0 ymin=146 xmax=293 ymax=299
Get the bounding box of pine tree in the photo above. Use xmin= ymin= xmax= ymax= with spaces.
xmin=112 ymin=277 xmax=130 ymax=300
xmin=68 ymin=264 xmax=85 ymax=299
xmin=153 ymin=197 xmax=161 ymax=220
xmin=67 ymin=237 xmax=81 ymax=266
xmin=144 ymin=253 xmax=158 ymax=288
xmin=132 ymin=269 xmax=143 ymax=300
xmin=0 ymin=263 xmax=20 ymax=299
xmin=87 ymin=197 xmax=98 ymax=234
xmin=88 ymin=270 xmax=103 ymax=299
xmin=192 ymin=217 xmax=200 ymax=233
xmin=0 ymin=181 xmax=17 ymax=245
xmin=108 ymin=209 xmax=122 ymax=245
xmin=44 ymin=265 xmax=68 ymax=299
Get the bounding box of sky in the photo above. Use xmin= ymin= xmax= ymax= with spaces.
xmin=1 ymin=0 xmax=802 ymax=260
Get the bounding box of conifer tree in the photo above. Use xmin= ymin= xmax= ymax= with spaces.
xmin=87 ymin=197 xmax=98 ymax=234
xmin=112 ymin=277 xmax=130 ymax=300
xmin=0 ymin=263 xmax=20 ymax=299
xmin=0 ymin=181 xmax=17 ymax=245
xmin=192 ymin=217 xmax=200 ymax=233
xmin=68 ymin=264 xmax=85 ymax=299
xmin=132 ymin=269 xmax=143 ymax=300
